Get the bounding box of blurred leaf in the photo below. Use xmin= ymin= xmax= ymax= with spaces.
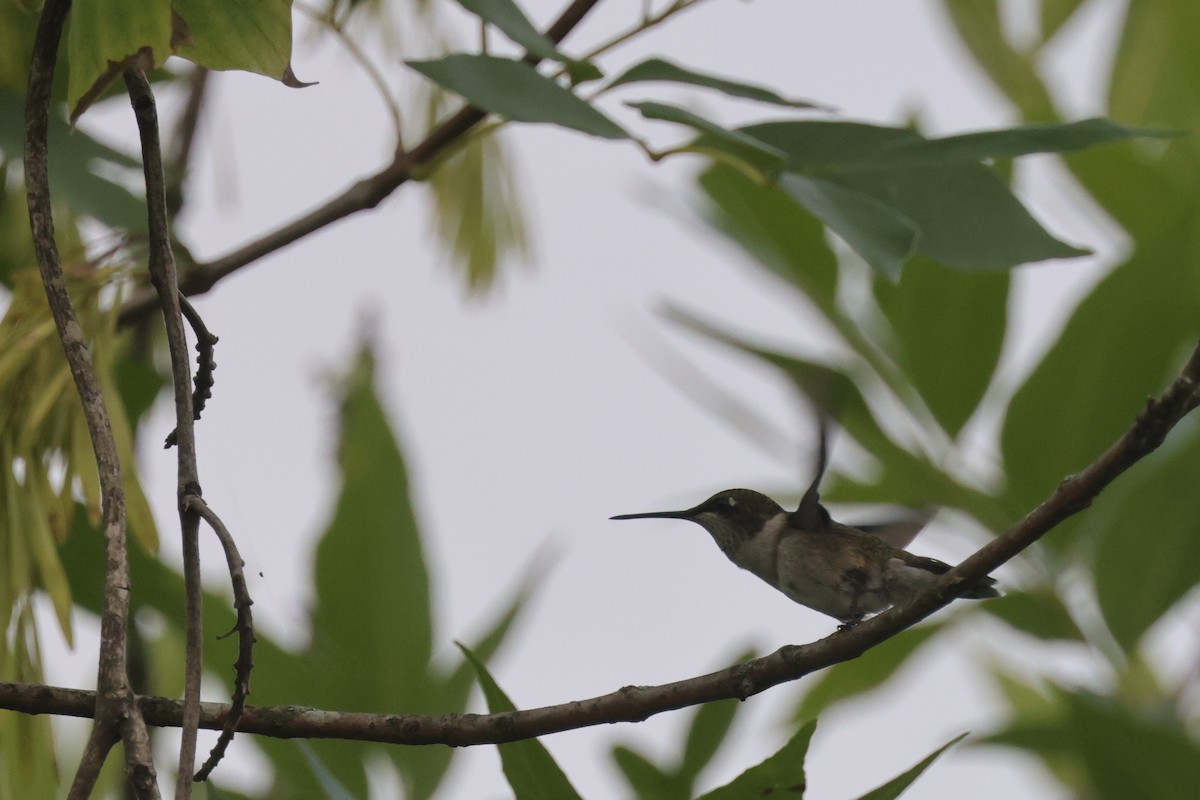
xmin=297 ymin=741 xmax=359 ymax=800
xmin=407 ymin=54 xmax=627 ymax=139
xmin=678 ymin=698 xmax=743 ymax=786
xmin=0 ymin=92 xmax=145 ymax=231
xmin=611 ymin=746 xmax=676 ymax=799
xmin=628 ymin=100 xmax=787 ymax=179
xmin=777 ymin=172 xmax=918 ymax=279
xmin=793 ymin=624 xmax=944 ymax=722
xmin=1066 ymin=691 xmax=1200 ymax=800
xmin=0 ymin=3 xmax=37 ymax=94
xmin=453 ymin=0 xmax=599 ymax=82
xmin=696 ymin=720 xmax=815 ymax=800
xmin=458 ymin=644 xmax=584 ymax=800
xmin=872 ymin=256 xmax=1008 ymax=436
xmin=982 ymin=588 xmax=1084 ymax=642
xmin=697 ymin=163 xmax=839 ymax=314
xmin=1040 ymin=0 xmax=1088 ymax=44
xmin=426 ymin=132 xmax=529 ymax=292
xmin=608 ymin=58 xmax=823 ymax=108
xmin=1093 ymin=426 xmax=1200 ymax=652
xmin=854 ymin=733 xmax=968 ymax=800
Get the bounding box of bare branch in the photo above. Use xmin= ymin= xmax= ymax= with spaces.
xmin=5 ymin=339 xmax=1199 ymax=748
xmin=116 ymin=0 xmax=607 ymax=326
xmin=124 ymin=69 xmax=206 ymax=798
xmin=25 ymin=0 xmax=159 ymax=795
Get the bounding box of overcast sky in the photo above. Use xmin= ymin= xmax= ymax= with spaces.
xmin=45 ymin=1 xmax=1132 ymax=797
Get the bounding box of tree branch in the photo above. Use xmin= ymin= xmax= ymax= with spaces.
xmin=24 ymin=1 xmax=159 ymax=796
xmin=116 ymin=0 xmax=606 ymax=326
xmin=5 ymin=341 xmax=1199 ymax=747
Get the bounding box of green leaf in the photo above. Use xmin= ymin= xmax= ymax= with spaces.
xmin=611 ymin=746 xmax=677 ymax=799
xmin=608 ymin=58 xmax=824 ymax=108
xmin=1093 ymin=426 xmax=1200 ymax=651
xmin=792 ymin=624 xmax=944 ymax=722
xmin=628 ymin=100 xmax=787 ymax=178
xmin=1065 ymin=692 xmax=1200 ymax=800
xmin=697 ymin=163 xmax=839 ymax=313
xmin=407 ymin=54 xmax=627 ymax=139
xmin=297 ymin=741 xmax=359 ymax=800
xmin=678 ymin=698 xmax=742 ymax=786
xmin=778 ymin=173 xmax=919 ymax=280
xmin=173 ymin=0 xmax=306 ymax=84
xmin=65 ymin=0 xmax=173 ymax=120
xmin=854 ymin=733 xmax=968 ymax=800
xmin=745 ymin=120 xmax=1089 ymax=274
xmin=696 ymin=720 xmax=816 ymax=800
xmin=983 ymin=588 xmax=1085 ymax=642
xmin=458 ymin=644 xmax=584 ymax=800
xmin=872 ymin=256 xmax=1009 ymax=436
xmin=452 ymin=0 xmax=599 ymax=82
xmin=845 ymin=118 xmax=1176 ymax=169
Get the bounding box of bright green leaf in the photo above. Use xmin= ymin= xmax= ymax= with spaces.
xmin=696 ymin=720 xmax=816 ymax=800
xmin=173 ymin=0 xmax=305 ymax=84
xmin=793 ymin=624 xmax=944 ymax=722
xmin=408 ymin=54 xmax=627 ymax=139
xmin=608 ymin=57 xmax=824 ymax=108
xmin=1041 ymin=0 xmax=1088 ymax=43
xmin=611 ymin=746 xmax=677 ymax=799
xmin=65 ymin=0 xmax=173 ymax=120
xmin=458 ymin=644 xmax=584 ymax=800
xmin=628 ymin=100 xmax=786 ymax=178
xmin=452 ymin=0 xmax=598 ymax=83
xmin=855 ymin=733 xmax=968 ymax=800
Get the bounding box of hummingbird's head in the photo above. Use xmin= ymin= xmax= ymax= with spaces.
xmin=611 ymin=489 xmax=786 ymax=555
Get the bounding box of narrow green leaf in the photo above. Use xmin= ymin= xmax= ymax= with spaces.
xmin=793 ymin=624 xmax=943 ymax=722
xmin=452 ymin=0 xmax=597 ymax=84
xmin=1041 ymin=0 xmax=1089 ymax=42
xmin=173 ymin=0 xmax=306 ymax=84
xmin=854 ymin=733 xmax=968 ymax=800
xmin=983 ymin=589 xmax=1084 ymax=642
xmin=696 ymin=720 xmax=816 ymax=800
xmin=458 ymin=644 xmax=584 ymax=800
xmin=611 ymin=746 xmax=677 ymax=799
xmin=608 ymin=58 xmax=824 ymax=108
xmin=1093 ymin=427 xmax=1200 ymax=651
xmin=628 ymin=100 xmax=786 ymax=178
xmin=678 ymin=698 xmax=742 ymax=785
xmin=309 ymin=346 xmax=433 ymax=712
xmin=846 ymin=118 xmax=1176 ymax=169
xmin=778 ymin=173 xmax=919 ymax=280
xmin=408 ymin=54 xmax=627 ymax=139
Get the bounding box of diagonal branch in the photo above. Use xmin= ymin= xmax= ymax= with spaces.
xmin=4 ymin=343 xmax=1199 ymax=746
xmin=116 ymin=0 xmax=606 ymax=327
xmin=24 ymin=0 xmax=159 ymax=796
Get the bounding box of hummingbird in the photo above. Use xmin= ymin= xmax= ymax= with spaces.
xmin=611 ymin=426 xmax=999 ymax=625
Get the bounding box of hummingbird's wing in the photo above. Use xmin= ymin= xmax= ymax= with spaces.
xmin=790 ymin=414 xmax=831 ymax=532
xmin=853 ymin=510 xmax=935 ymax=549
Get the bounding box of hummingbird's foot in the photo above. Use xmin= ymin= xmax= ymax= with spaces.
xmin=836 ymin=616 xmax=863 ymax=632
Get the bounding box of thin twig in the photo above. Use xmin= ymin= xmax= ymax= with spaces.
xmin=25 ymin=0 xmax=160 ymax=796
xmin=184 ymin=495 xmax=255 ymax=782
xmin=4 ymin=339 xmax=1199 ymax=747
xmin=166 ymin=67 xmax=210 ymax=216
xmin=116 ymin=0 xmax=606 ymax=326
xmin=123 ymin=69 xmax=206 ymax=799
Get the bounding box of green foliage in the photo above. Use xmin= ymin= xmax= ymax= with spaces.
xmin=452 ymin=0 xmax=601 ymax=83
xmin=853 ymin=733 xmax=967 ymax=800
xmin=459 ymin=644 xmax=585 ymax=800
xmin=694 ymin=720 xmax=815 ymax=800
xmin=606 ymin=57 xmax=823 ymax=109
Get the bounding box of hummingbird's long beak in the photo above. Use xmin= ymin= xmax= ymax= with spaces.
xmin=610 ymin=509 xmax=693 ymax=521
